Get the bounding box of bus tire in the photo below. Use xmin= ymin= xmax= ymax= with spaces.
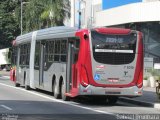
xmin=25 ymin=85 xmax=30 ymax=90
xmin=107 ymin=96 xmax=118 ymax=105
xmin=61 ymin=80 xmax=70 ymax=101
xmin=53 ymin=81 xmax=60 ymax=99
xmin=24 ymin=79 xmax=30 ymax=90
xmin=15 ymin=82 xmax=20 ymax=87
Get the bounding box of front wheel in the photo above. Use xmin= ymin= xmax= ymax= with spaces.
xmin=61 ymin=81 xmax=70 ymax=101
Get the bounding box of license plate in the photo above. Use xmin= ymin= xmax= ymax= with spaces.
xmin=108 ymin=78 xmax=119 ymax=83
xmin=105 ymin=91 xmax=121 ymax=94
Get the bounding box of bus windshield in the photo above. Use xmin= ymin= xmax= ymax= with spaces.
xmin=91 ymin=30 xmax=137 ymax=65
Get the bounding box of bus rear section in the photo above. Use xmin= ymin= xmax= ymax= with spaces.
xmin=77 ymin=28 xmax=143 ymax=99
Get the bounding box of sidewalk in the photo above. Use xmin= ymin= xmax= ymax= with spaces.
xmin=0 ymin=70 xmax=10 ymax=77
xmin=120 ymin=87 xmax=160 ymax=109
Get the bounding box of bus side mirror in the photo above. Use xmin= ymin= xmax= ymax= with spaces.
xmin=84 ymin=34 xmax=88 ymax=40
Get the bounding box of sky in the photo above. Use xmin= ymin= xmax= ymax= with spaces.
xmin=102 ymin=0 xmax=142 ymax=10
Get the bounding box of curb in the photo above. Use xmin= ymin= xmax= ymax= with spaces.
xmin=119 ymin=97 xmax=160 ymax=109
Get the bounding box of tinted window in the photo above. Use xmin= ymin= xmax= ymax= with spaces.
xmin=91 ymin=30 xmax=137 ymax=65
xmin=11 ymin=47 xmax=17 ymax=65
xmin=35 ymin=42 xmax=40 ymax=67
xmin=19 ymin=43 xmax=30 ymax=66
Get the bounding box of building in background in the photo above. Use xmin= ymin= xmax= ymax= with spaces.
xmin=96 ymin=0 xmax=160 ymax=64
xmin=70 ymin=0 xmax=160 ymax=65
xmin=69 ymin=0 xmax=102 ymax=28
xmin=65 ymin=0 xmax=82 ymax=28
xmin=79 ymin=0 xmax=102 ymax=28
xmin=0 ymin=48 xmax=10 ymax=70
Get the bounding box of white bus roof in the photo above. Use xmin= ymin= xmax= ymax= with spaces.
xmin=16 ymin=26 xmax=78 ymax=45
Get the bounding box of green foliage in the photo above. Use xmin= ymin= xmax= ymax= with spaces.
xmin=14 ymin=0 xmax=70 ymax=33
xmin=148 ymin=69 xmax=160 ymax=80
xmin=149 ymin=69 xmax=160 ymax=76
xmin=0 ymin=0 xmax=70 ymax=48
xmin=156 ymin=76 xmax=160 ymax=81
xmin=154 ymin=76 xmax=160 ymax=80
xmin=143 ymin=76 xmax=148 ymax=80
xmin=0 ymin=0 xmax=20 ymax=48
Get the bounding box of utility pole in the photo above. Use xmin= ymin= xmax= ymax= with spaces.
xmin=49 ymin=0 xmax=54 ymax=27
xmin=20 ymin=0 xmax=29 ymax=35
xmin=78 ymin=0 xmax=86 ymax=29
xmin=71 ymin=0 xmax=75 ymax=27
xmin=78 ymin=2 xmax=81 ymax=29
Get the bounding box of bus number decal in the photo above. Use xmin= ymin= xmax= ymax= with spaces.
xmin=124 ymin=66 xmax=134 ymax=69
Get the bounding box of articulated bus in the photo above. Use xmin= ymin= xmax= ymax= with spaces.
xmin=10 ymin=26 xmax=143 ymax=103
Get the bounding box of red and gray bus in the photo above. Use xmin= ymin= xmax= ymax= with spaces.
xmin=10 ymin=26 xmax=143 ymax=104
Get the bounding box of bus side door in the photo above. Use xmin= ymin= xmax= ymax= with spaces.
xmin=39 ymin=42 xmax=46 ymax=87
xmin=66 ymin=39 xmax=79 ymax=94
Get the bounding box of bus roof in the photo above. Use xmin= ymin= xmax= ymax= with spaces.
xmin=15 ymin=26 xmax=134 ymax=46
xmin=15 ymin=26 xmax=78 ymax=45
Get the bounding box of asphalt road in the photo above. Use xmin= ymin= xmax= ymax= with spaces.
xmin=0 ymin=76 xmax=160 ymax=120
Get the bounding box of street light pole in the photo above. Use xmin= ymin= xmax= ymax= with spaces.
xmin=20 ymin=0 xmax=29 ymax=35
xmin=71 ymin=0 xmax=75 ymax=27
xmin=78 ymin=1 xmax=81 ymax=29
xmin=20 ymin=0 xmax=23 ymax=35
xmin=78 ymin=0 xmax=86 ymax=29
xmin=49 ymin=0 xmax=54 ymax=27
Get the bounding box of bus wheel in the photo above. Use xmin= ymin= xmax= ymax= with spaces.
xmin=25 ymin=80 xmax=30 ymax=90
xmin=61 ymin=81 xmax=70 ymax=101
xmin=25 ymin=85 xmax=30 ymax=90
xmin=15 ymin=82 xmax=20 ymax=87
xmin=53 ymin=81 xmax=60 ymax=99
xmin=107 ymin=96 xmax=118 ymax=105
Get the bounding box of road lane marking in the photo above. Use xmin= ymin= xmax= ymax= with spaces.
xmin=0 ymin=83 xmax=114 ymax=115
xmin=1 ymin=105 xmax=12 ymax=111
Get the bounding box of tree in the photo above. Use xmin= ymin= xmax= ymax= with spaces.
xmin=0 ymin=0 xmax=70 ymax=48
xmin=0 ymin=0 xmax=20 ymax=48
xmin=15 ymin=0 xmax=70 ymax=33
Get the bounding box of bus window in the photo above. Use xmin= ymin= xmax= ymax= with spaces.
xmin=91 ymin=30 xmax=136 ymax=65
xmin=20 ymin=45 xmax=26 ymax=65
xmin=11 ymin=47 xmax=17 ymax=65
xmin=47 ymin=41 xmax=54 ymax=62
xmin=68 ymin=37 xmax=80 ymax=63
xmin=26 ymin=44 xmax=31 ymax=65
xmin=60 ymin=40 xmax=67 ymax=62
xmin=35 ymin=42 xmax=40 ymax=68
xmin=54 ymin=40 xmax=60 ymax=62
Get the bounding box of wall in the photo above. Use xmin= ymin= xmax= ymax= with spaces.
xmin=96 ymin=2 xmax=160 ymax=27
